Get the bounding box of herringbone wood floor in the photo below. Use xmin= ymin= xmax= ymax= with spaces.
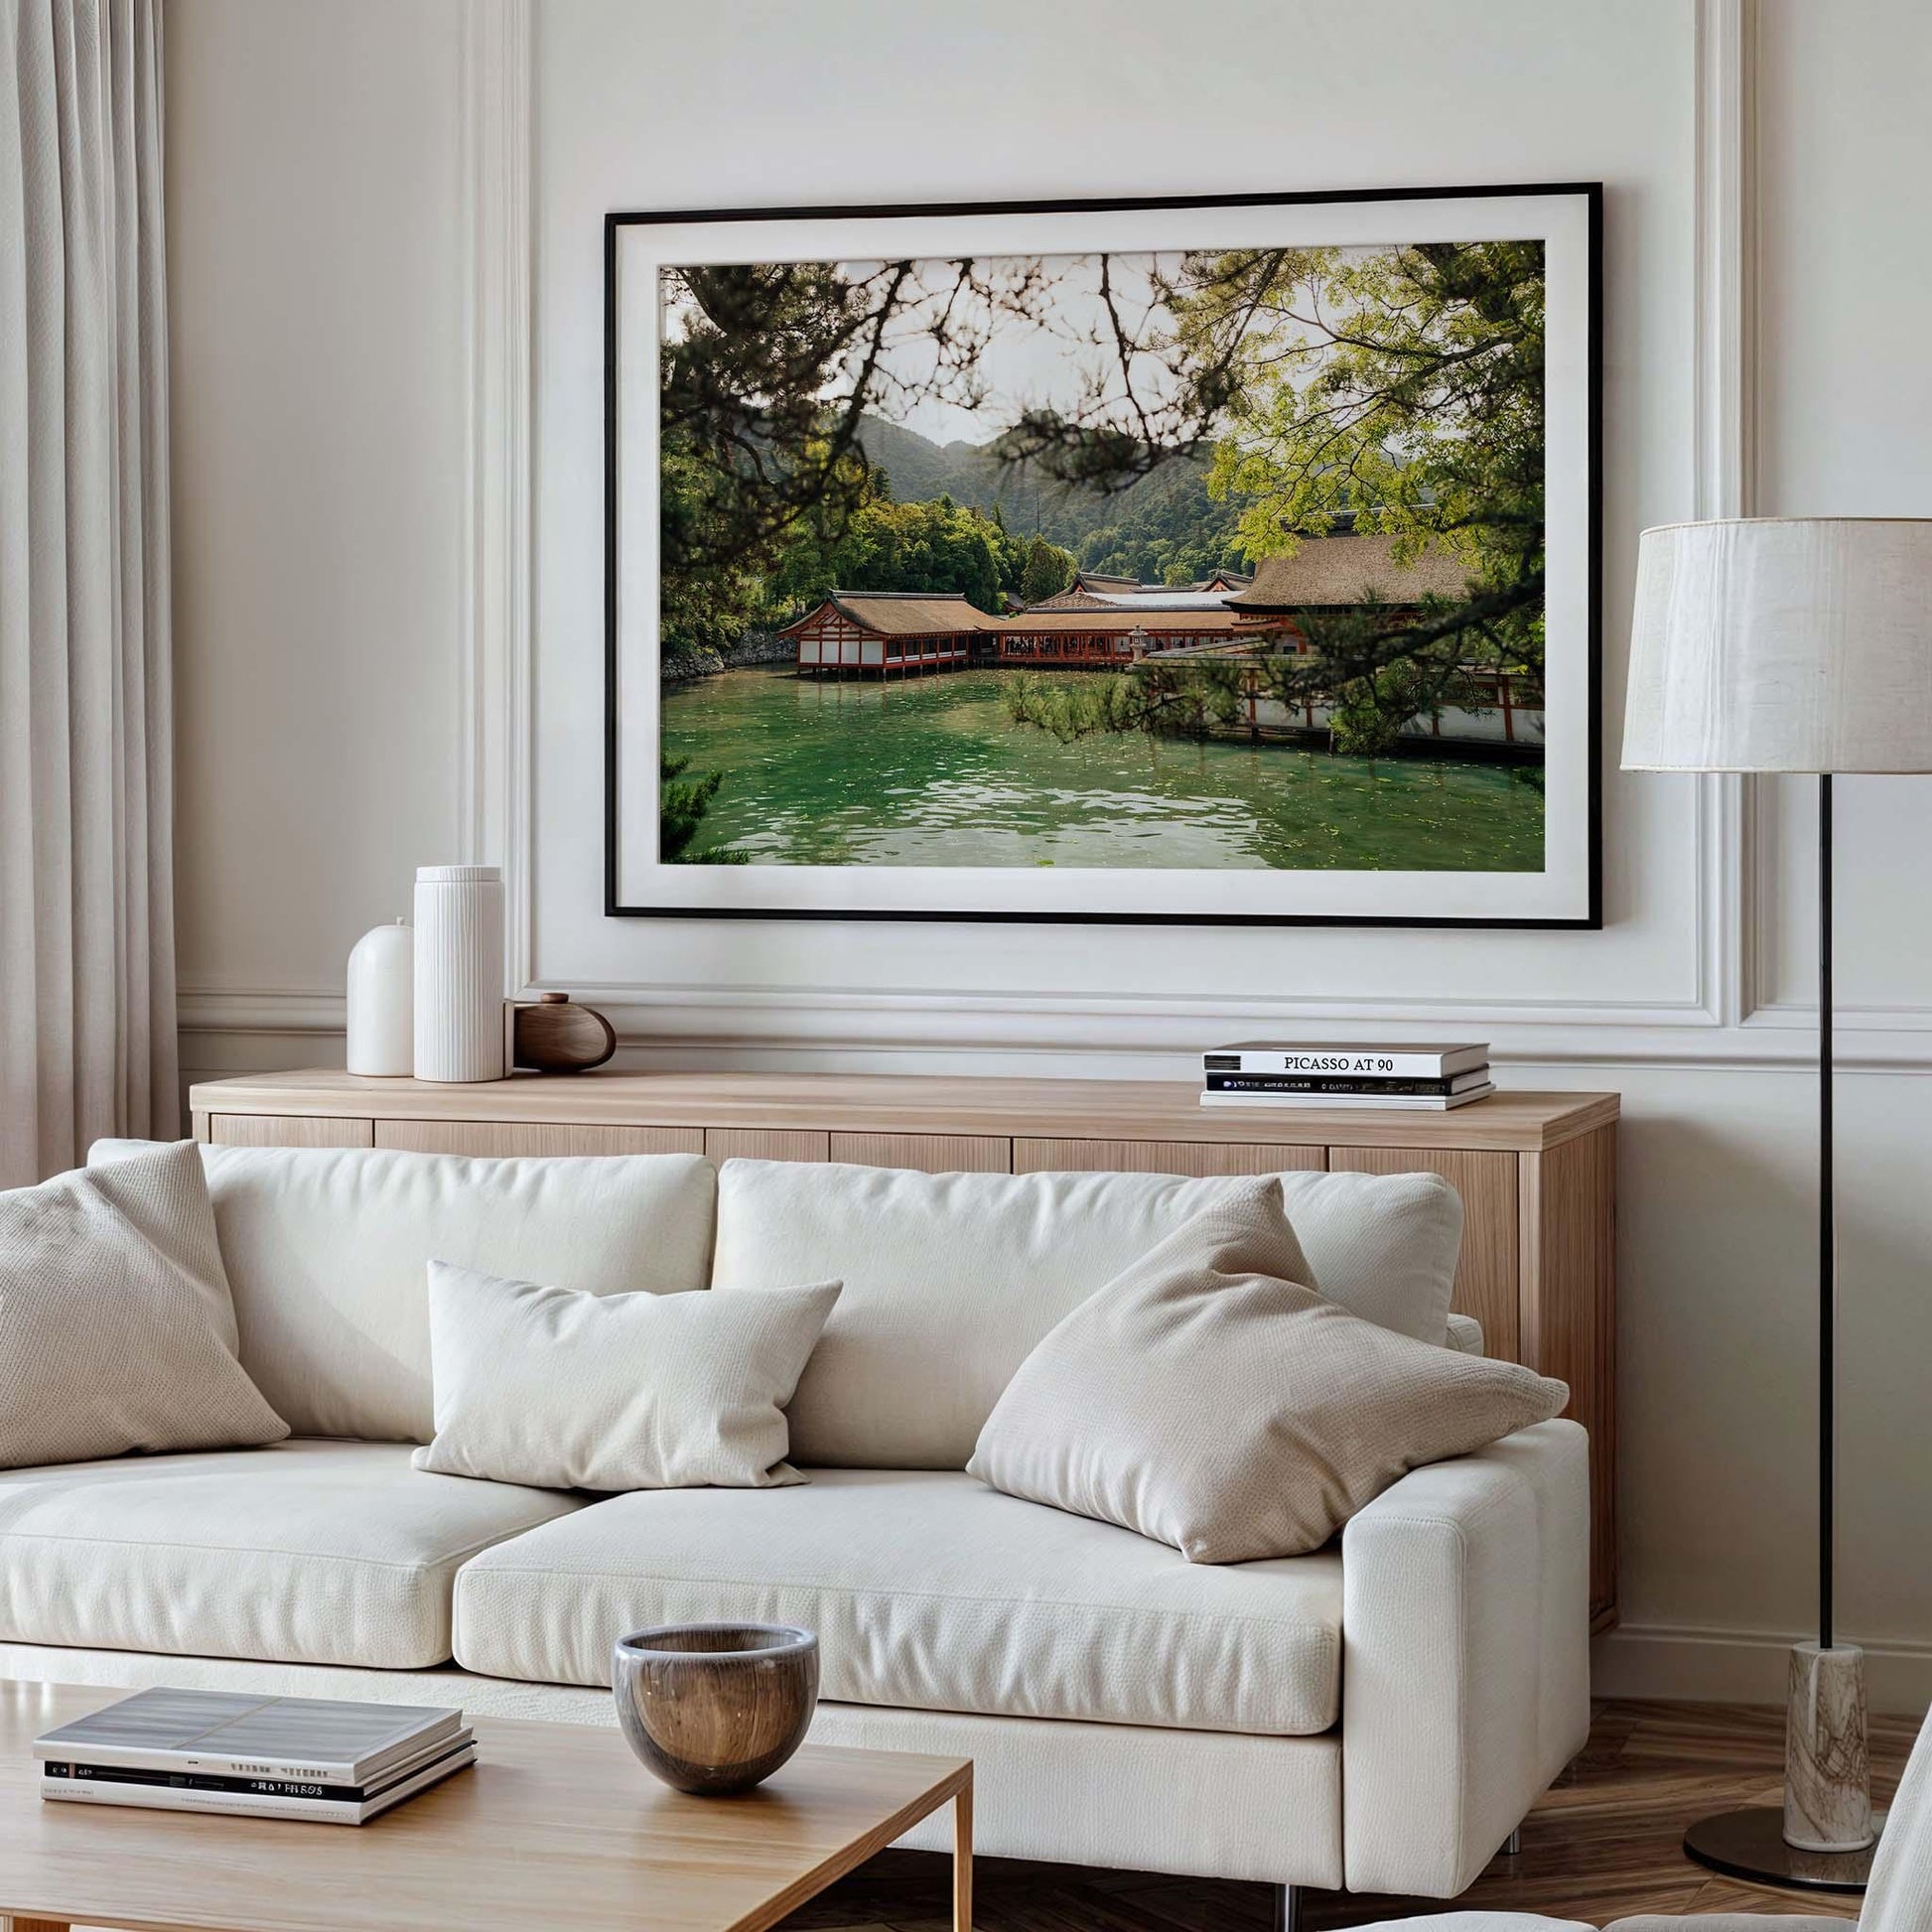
xmin=782 ymin=1701 xmax=1920 ymax=1932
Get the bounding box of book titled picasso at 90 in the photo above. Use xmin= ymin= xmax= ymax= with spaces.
xmin=1203 ymin=1041 xmax=1490 ymax=1078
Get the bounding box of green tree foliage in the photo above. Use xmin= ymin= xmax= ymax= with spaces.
xmin=660 ymin=755 xmax=749 ymax=865
xmin=1326 ymin=662 xmax=1443 ymax=759
xmin=1005 ymin=662 xmax=1248 ymax=743
xmin=772 ymin=492 xmax=1028 ymax=616
xmin=1253 ymin=599 xmax=1479 ymax=752
xmin=658 ymin=448 xmax=777 ymax=662
xmin=1171 ymin=239 xmax=1546 ymax=697
xmin=1069 ymin=455 xmax=1250 ymax=585
xmin=1019 ymin=534 xmax=1075 ymax=604
xmin=659 ymin=265 xmax=897 ymax=660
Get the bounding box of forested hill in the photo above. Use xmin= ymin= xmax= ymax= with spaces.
xmin=853 ymin=414 xmax=1249 ymax=587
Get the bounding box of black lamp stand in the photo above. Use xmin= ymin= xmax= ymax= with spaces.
xmin=1682 ymin=774 xmax=1880 ymax=1893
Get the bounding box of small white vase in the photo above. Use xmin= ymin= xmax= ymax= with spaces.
xmin=345 ymin=919 xmax=414 ymax=1076
xmin=413 ymin=865 xmax=505 ymax=1083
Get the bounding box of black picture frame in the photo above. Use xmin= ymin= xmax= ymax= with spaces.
xmin=607 ymin=183 xmax=1602 ymax=929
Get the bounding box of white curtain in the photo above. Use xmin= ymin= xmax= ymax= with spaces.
xmin=0 ymin=0 xmax=177 ymax=1186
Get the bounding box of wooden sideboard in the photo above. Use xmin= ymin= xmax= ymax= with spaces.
xmin=190 ymin=1068 xmax=1619 ymax=1629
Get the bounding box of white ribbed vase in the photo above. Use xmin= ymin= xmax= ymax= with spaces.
xmin=412 ymin=865 xmax=505 ymax=1083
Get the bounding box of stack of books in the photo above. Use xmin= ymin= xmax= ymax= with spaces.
xmin=1200 ymin=1041 xmax=1494 ymax=1111
xmin=37 ymin=1688 xmax=476 ymax=1825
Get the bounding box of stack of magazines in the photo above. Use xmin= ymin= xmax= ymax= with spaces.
xmin=1201 ymin=1041 xmax=1494 ymax=1111
xmin=37 ymin=1688 xmax=475 ymax=1825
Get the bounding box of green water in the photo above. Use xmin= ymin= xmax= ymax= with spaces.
xmin=661 ymin=668 xmax=1543 ymax=871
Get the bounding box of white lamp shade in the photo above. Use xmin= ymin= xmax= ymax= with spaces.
xmin=1622 ymin=517 xmax=1932 ymax=772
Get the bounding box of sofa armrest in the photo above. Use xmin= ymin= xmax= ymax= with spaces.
xmin=1340 ymin=1418 xmax=1591 ymax=1897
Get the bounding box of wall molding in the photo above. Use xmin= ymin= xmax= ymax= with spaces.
xmin=175 ymin=982 xmax=1932 ymax=1074
xmin=1594 ymin=1620 xmax=1932 ymax=1716
xmin=1692 ymin=0 xmax=1758 ymax=1031
xmin=1748 ymin=999 xmax=1932 ymax=1031
xmin=457 ymin=0 xmax=534 ymax=989
xmin=494 ymin=0 xmax=1765 ymax=1059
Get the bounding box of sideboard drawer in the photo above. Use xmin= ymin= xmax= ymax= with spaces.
xmin=704 ymin=1128 xmax=831 ymax=1164
xmin=828 ymin=1133 xmax=1010 ymax=1173
xmin=207 ymin=1113 xmax=373 ymax=1149
xmin=373 ymin=1120 xmax=704 ymax=1158
xmin=1014 ymin=1138 xmax=1324 ymax=1176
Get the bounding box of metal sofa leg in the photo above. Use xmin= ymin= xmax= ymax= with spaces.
xmin=1504 ymin=1827 xmax=1523 ymax=1857
xmin=1272 ymin=1885 xmax=1303 ymax=1932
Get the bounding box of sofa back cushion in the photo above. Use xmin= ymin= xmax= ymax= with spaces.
xmin=91 ymin=1143 xmax=717 ymax=1444
xmin=710 ymin=1159 xmax=1462 ymax=1469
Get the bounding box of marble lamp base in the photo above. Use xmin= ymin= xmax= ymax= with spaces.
xmin=1786 ymin=1642 xmax=1875 ymax=1854
xmin=1684 ymin=1641 xmax=1878 ymax=1893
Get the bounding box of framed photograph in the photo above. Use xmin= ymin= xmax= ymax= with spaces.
xmin=608 ymin=184 xmax=1599 ymax=926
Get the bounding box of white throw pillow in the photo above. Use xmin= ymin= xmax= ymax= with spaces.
xmin=412 ymin=1261 xmax=840 ymax=1492
xmin=0 ymin=1143 xmax=289 ymax=1468
xmin=968 ymin=1176 xmax=1567 ymax=1563
xmin=712 ymin=1159 xmax=1462 ymax=1469
xmin=89 ymin=1141 xmax=719 ymax=1444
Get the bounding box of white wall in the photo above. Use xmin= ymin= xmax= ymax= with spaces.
xmin=168 ymin=0 xmax=1932 ymax=1706
xmin=168 ymin=0 xmax=468 ymax=1068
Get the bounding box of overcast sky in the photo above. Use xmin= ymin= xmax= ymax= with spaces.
xmin=661 ymin=245 xmax=1392 ymax=451
xmin=850 ymin=251 xmax=1182 ymax=448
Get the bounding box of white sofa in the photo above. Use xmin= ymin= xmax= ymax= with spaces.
xmin=1 ymin=1144 xmax=1591 ymax=1905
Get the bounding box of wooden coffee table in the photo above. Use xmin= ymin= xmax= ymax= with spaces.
xmin=0 ymin=1682 xmax=972 ymax=1932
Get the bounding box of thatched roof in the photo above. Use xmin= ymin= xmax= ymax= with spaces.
xmin=1226 ymin=536 xmax=1471 ymax=610
xmin=778 ymin=592 xmax=1006 ymax=637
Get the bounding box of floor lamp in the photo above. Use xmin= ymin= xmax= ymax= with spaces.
xmin=1623 ymin=516 xmax=1932 ymax=1891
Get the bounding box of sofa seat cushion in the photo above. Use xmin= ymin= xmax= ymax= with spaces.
xmin=0 ymin=1440 xmax=584 ymax=1669
xmin=453 ymin=1468 xmax=1341 ymax=1735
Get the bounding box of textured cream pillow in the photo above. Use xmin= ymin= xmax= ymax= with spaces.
xmin=0 ymin=1143 xmax=289 ymax=1468
xmin=412 ymin=1262 xmax=840 ymax=1491
xmin=967 ymin=1177 xmax=1568 ymax=1563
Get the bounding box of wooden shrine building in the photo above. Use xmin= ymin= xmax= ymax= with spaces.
xmin=781 ymin=589 xmax=1271 ymax=675
xmin=994 ymin=604 xmax=1264 ymax=666
xmin=780 ymin=593 xmax=1004 ymax=676
xmin=780 ymin=537 xmax=1477 ymax=679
